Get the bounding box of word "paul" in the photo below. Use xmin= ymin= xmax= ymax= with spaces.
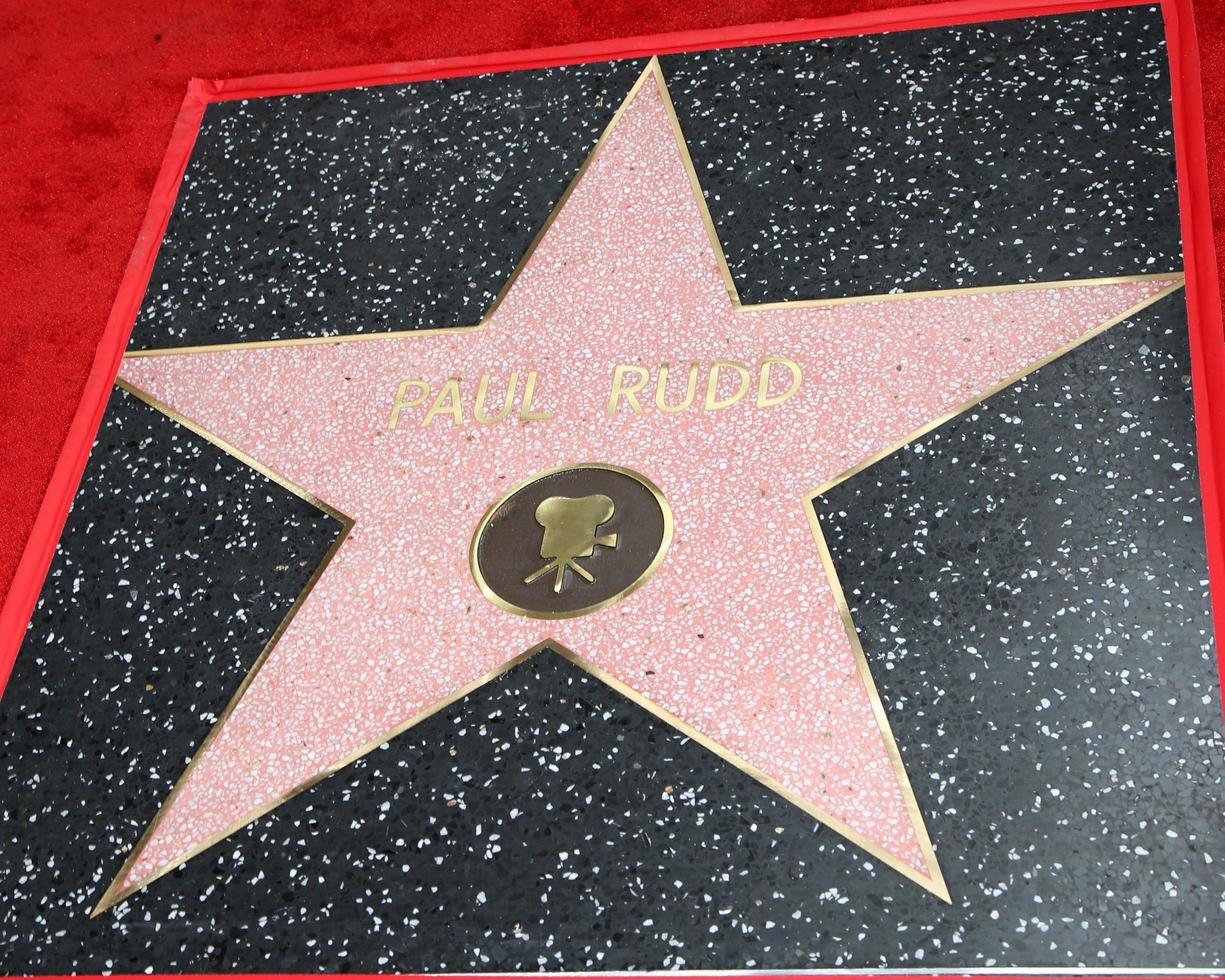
xmin=388 ymin=371 xmax=554 ymax=430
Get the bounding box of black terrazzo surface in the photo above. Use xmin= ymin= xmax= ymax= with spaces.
xmin=661 ymin=4 xmax=1180 ymax=302
xmin=130 ymin=60 xmax=647 ymax=350
xmin=817 ymin=291 xmax=1224 ymax=966
xmin=0 ymin=387 xmax=344 ymax=970
xmin=130 ymin=4 xmax=1180 ymax=352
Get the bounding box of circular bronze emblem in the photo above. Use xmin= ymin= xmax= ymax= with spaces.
xmin=469 ymin=463 xmax=672 ymax=619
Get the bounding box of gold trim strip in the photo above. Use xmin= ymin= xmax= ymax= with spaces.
xmin=121 ymin=270 xmax=1187 ymax=359
xmin=98 ymin=388 xmax=955 ymax=915
xmin=122 ymin=57 xmax=1182 ymax=360
xmin=650 ymin=58 xmax=743 ymax=311
xmin=92 ymin=59 xmax=1188 ymax=916
xmin=94 ymin=640 xmax=543 ymax=917
xmin=807 ymin=278 xmax=1186 ymax=500
xmin=95 ymin=62 xmax=675 ymax=916
xmin=99 ymin=60 xmax=953 ymax=911
xmin=552 ymin=642 xmax=951 ymax=902
xmin=100 ymin=280 xmax=1184 ymax=915
xmin=471 ymin=63 xmax=656 ymax=328
xmin=803 ymin=512 xmax=949 ymax=902
xmin=728 ymin=270 xmax=1184 ymax=312
xmin=96 ymin=632 xmax=954 ymax=918
xmin=652 ymin=48 xmax=1181 ymax=317
xmin=94 ymin=380 xmax=357 ymax=917
xmin=793 ymin=279 xmax=1188 ymax=923
xmin=468 ymin=462 xmax=674 ymax=620
xmin=113 ymin=378 xmax=354 ymax=525
xmin=123 ymin=63 xmax=657 ymax=362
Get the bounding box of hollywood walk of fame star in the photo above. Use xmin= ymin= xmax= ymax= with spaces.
xmin=96 ymin=59 xmax=1182 ymax=914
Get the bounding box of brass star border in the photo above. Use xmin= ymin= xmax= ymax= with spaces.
xmin=95 ymin=57 xmax=1184 ymax=916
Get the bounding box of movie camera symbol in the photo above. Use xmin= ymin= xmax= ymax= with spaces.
xmin=523 ymin=494 xmax=618 ymax=593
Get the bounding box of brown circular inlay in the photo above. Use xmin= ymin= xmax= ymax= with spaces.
xmin=469 ymin=463 xmax=672 ymax=619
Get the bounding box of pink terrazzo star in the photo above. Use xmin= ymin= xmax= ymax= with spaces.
xmin=104 ymin=61 xmax=1180 ymax=911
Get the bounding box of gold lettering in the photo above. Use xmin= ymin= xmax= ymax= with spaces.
xmin=474 ymin=372 xmax=518 ymax=425
xmin=423 ymin=378 xmax=463 ymax=427
xmin=704 ymin=359 xmax=751 ymax=410
xmin=520 ymin=370 xmax=555 ymax=421
xmin=655 ymin=362 xmax=700 ymax=414
xmin=388 ymin=379 xmax=430 ymax=430
xmin=607 ymin=364 xmax=650 ymax=416
xmin=756 ymin=356 xmax=803 ymax=408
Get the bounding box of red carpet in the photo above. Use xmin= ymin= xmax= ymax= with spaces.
xmin=1 ymin=0 xmax=1223 ymax=607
